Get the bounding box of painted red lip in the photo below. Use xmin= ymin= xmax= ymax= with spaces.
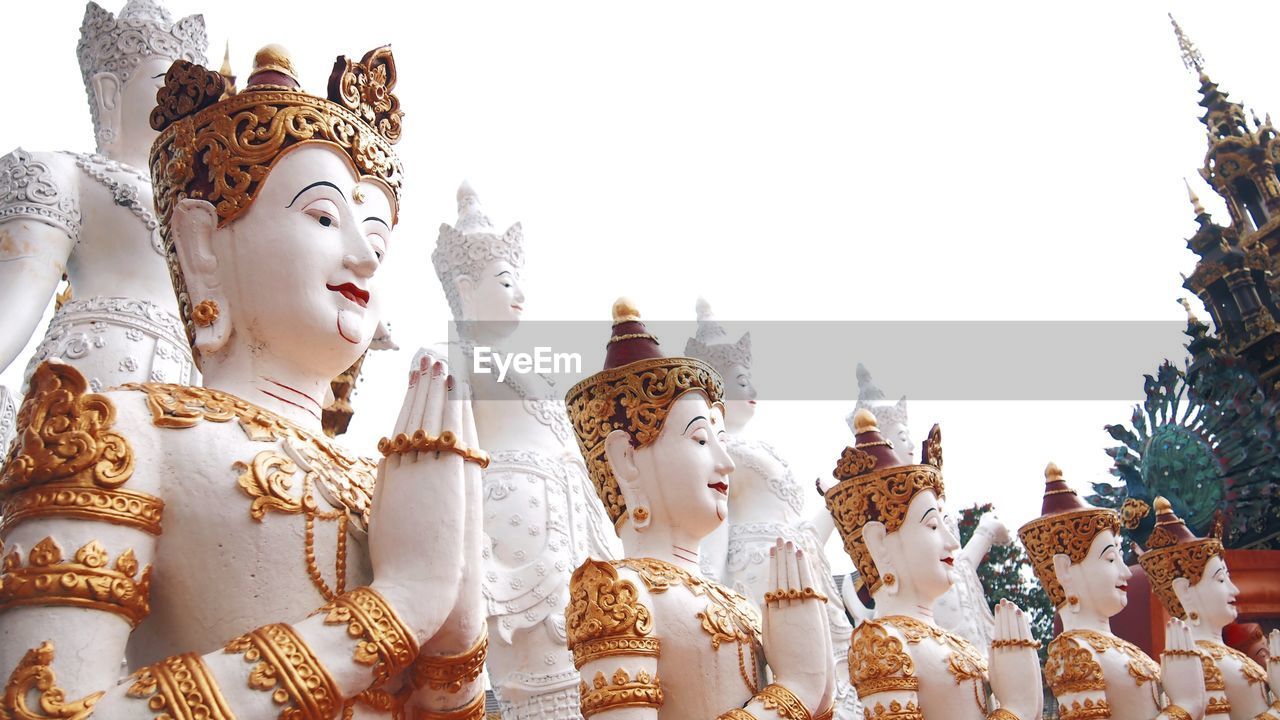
xmin=1117 ymin=585 xmax=1129 ymax=592
xmin=328 ymin=283 xmax=369 ymax=308
xmin=511 ymin=304 xmax=524 ymax=311
xmin=942 ymin=557 xmax=954 ymax=567
xmin=708 ymin=481 xmax=729 ymax=496
xmin=748 ymin=400 xmax=757 ymax=405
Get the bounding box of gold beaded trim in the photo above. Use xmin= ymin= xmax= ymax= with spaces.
xmin=579 ymin=668 xmax=662 ymax=718
xmin=408 ymin=631 xmax=487 ymax=693
xmin=755 ymin=683 xmax=812 ymax=720
xmin=376 ymin=430 xmax=490 ymax=468
xmin=1 ymin=642 xmax=102 ymax=720
xmin=317 ymin=586 xmax=420 ymax=686
xmin=1163 ymin=705 xmax=1194 ymax=720
xmin=987 ymin=710 xmax=1021 ymax=720
xmin=572 ymin=636 xmax=662 ymax=669
xmin=412 ymin=692 xmax=486 ymax=720
xmin=865 ymin=699 xmax=924 ymax=720
xmin=127 ymin=653 xmax=235 ymax=720
xmin=719 ymin=710 xmax=758 ymax=720
xmin=1 ymin=486 xmax=163 ymax=537
xmin=224 ymin=623 xmax=342 ymax=719
xmin=1059 ymin=699 xmax=1110 ymax=720
xmin=1 ymin=537 xmax=151 ymax=627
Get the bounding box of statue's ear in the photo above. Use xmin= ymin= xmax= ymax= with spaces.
xmin=172 ymin=198 xmax=229 ymax=356
xmin=1171 ymin=576 xmax=1194 ymax=614
xmin=90 ymin=72 xmax=122 ymax=146
xmin=453 ymin=274 xmax=475 ymax=316
xmin=1052 ymin=553 xmax=1074 ymax=589
xmin=604 ymin=429 xmax=639 ymax=488
xmin=862 ymin=521 xmax=888 ymax=560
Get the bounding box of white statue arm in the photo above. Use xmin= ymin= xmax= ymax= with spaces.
xmin=959 ymin=513 xmax=1010 ymax=571
xmin=0 ymin=150 xmax=80 ymax=374
xmin=0 ymin=361 xmax=474 ymax=719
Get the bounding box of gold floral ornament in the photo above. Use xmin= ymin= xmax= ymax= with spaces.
xmin=1 ymin=642 xmax=103 ymax=720
xmin=0 ymin=362 xmax=161 ymax=537
xmin=315 ymin=586 xmax=419 ymax=687
xmin=565 ymin=299 xmax=724 ymax=526
xmin=1017 ymin=463 xmax=1120 ymax=609
xmin=1 ymin=536 xmax=152 ymax=628
xmin=825 ymin=411 xmax=944 ymax=593
xmin=1120 ymin=497 xmax=1151 ymax=530
xmin=565 ymin=559 xmax=660 ymax=669
xmin=1136 ymin=497 xmax=1225 ymax=619
xmin=148 ymin=44 xmax=404 ymax=350
xmin=578 ymin=668 xmax=662 ymax=718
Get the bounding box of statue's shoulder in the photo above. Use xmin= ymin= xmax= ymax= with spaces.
xmin=566 ymin=558 xmax=660 ymax=662
xmin=0 ymin=148 xmax=82 ymax=239
xmin=1045 ymin=631 xmax=1108 ymax=697
xmin=848 ymin=618 xmax=917 ymax=689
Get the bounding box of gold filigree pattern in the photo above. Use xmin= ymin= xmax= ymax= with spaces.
xmin=566 ymin=559 xmax=658 ymax=669
xmin=865 ymin=699 xmax=924 ymax=720
xmin=1138 ymin=537 xmax=1224 ymax=619
xmin=1017 ymin=508 xmax=1121 ymax=608
xmin=1058 ymin=698 xmax=1110 ymax=720
xmin=1045 ymin=635 xmax=1107 ymax=696
xmin=317 ymin=586 xmax=419 ymax=686
xmin=755 ymin=683 xmax=812 ymax=720
xmin=1 ymin=642 xmax=102 ymax=720
xmin=149 ymin=48 xmax=403 ymax=347
xmin=126 ymin=653 xmax=235 ymax=720
xmin=1060 ymin=630 xmax=1160 ymax=687
xmin=717 ymin=710 xmax=758 ymax=720
xmin=224 ymin=623 xmax=342 ymax=719
xmin=411 ymin=693 xmax=486 ymax=720
xmin=1204 ymin=695 xmax=1231 ymax=715
xmin=1120 ymin=498 xmax=1150 ymax=529
xmin=0 ymin=362 xmax=160 ymax=536
xmin=1195 ymin=640 xmax=1268 ymax=685
xmin=408 ymin=631 xmax=487 ymax=694
xmin=881 ymin=615 xmax=988 ymax=688
xmin=565 ymin=356 xmax=723 ymax=524
xmin=848 ymin=618 xmax=918 ymax=697
xmin=1 ymin=536 xmax=151 ymax=627
xmin=579 ymin=668 xmax=662 ymax=718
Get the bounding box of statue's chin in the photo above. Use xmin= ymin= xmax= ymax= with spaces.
xmin=336 ymin=309 xmax=367 ymax=346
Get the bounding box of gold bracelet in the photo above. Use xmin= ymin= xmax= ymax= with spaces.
xmin=1 ymin=642 xmax=103 ymax=720
xmin=377 ymin=431 xmax=491 ymax=468
xmin=987 ymin=709 xmax=1022 ymax=720
xmin=579 ymin=668 xmax=663 ymax=718
xmin=719 ymin=709 xmax=758 ymax=720
xmin=763 ymin=587 xmax=828 ymax=605
xmin=0 ymin=536 xmax=151 ymax=628
xmin=988 ymin=635 xmax=1039 ymax=648
xmin=224 ymin=623 xmax=342 ymax=718
xmin=1162 ymin=649 xmax=1201 ymax=657
xmin=1 ymin=486 xmax=164 ymax=537
xmin=412 ymin=692 xmax=486 ymax=720
xmin=1163 ymin=705 xmax=1194 ymax=720
xmin=755 ymin=683 xmax=813 ymax=720
xmin=409 ymin=631 xmax=488 ymax=693
xmin=127 ymin=653 xmax=235 ymax=720
xmin=316 ymin=586 xmax=420 ymax=686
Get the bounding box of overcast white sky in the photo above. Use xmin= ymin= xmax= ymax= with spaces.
xmin=4 ymin=2 xmax=1276 ymax=572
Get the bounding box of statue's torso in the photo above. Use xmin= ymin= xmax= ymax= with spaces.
xmin=851 ymin=615 xmax=989 ymax=720
xmin=1196 ymin=640 xmax=1271 ymax=719
xmin=1048 ymin=629 xmax=1163 ymax=720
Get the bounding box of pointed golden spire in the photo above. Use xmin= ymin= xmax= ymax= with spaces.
xmin=218 ymin=40 xmax=237 ymax=97
xmin=1184 ymin=178 xmax=1205 ymax=216
xmin=1178 ymin=297 xmax=1200 ymax=324
xmin=1169 ymin=14 xmax=1205 ymax=74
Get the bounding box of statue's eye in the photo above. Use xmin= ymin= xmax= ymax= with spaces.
xmin=303 ymin=198 xmax=341 ymax=229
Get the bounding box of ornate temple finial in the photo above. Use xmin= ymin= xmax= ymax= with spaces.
xmin=1184 ymin=178 xmax=1205 ymax=216
xmin=247 ymin=43 xmax=299 ymax=88
xmin=694 ymin=296 xmax=729 ymax=343
xmin=1044 ymin=462 xmax=1063 ymax=482
xmin=1177 ymin=297 xmax=1200 ymax=324
xmin=218 ymin=40 xmax=236 ymax=97
xmin=1169 ymin=14 xmax=1205 ymax=74
xmin=612 ymin=297 xmax=641 ymax=323
xmin=852 ymin=408 xmax=878 ymax=434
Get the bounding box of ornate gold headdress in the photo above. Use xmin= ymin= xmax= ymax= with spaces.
xmin=565 ymin=298 xmax=724 ymax=528
xmin=1136 ymin=497 xmax=1224 ymax=619
xmin=825 ymin=408 xmax=944 ymax=593
xmin=1017 ymin=463 xmax=1121 ymax=609
xmin=149 ymin=44 xmax=404 ymax=347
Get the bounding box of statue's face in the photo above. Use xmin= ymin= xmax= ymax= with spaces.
xmin=122 ymin=57 xmax=172 ymax=143
xmin=1068 ymin=529 xmax=1132 ymax=618
xmin=632 ymin=392 xmax=734 ymax=539
xmin=880 ymin=417 xmax=915 ymax=465
xmin=878 ymin=489 xmax=958 ymax=603
xmin=216 ymin=144 xmax=392 ymax=376
xmin=460 ymin=259 xmax=523 ymax=332
xmin=1189 ymin=555 xmax=1239 ymax=628
xmin=721 ymin=363 xmax=756 ymax=430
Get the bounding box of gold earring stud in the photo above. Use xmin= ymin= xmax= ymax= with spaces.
xmin=193 ymin=299 xmax=220 ymax=327
xmin=631 ymin=507 xmax=649 ymax=523
xmin=883 ymin=573 xmax=895 ymax=586
xmin=1068 ymin=595 xmax=1080 ymax=606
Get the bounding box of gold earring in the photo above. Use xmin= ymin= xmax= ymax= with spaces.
xmin=1068 ymin=595 xmax=1080 ymax=606
xmin=883 ymin=573 xmax=895 ymax=586
xmin=1189 ymin=612 xmax=1199 ymax=622
xmin=193 ymin=299 xmax=220 ymax=327
xmin=631 ymin=507 xmax=649 ymax=524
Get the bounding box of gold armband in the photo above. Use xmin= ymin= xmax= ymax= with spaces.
xmin=566 ymin=559 xmax=661 ymax=668
xmin=127 ymin=653 xmax=235 ymax=720
xmin=1 ymin=642 xmax=102 ymax=720
xmin=224 ymin=623 xmax=342 ymax=719
xmin=412 ymin=692 xmax=486 ymax=720
xmin=849 ymin=619 xmax=920 ymax=697
xmin=579 ymin=668 xmax=662 ymax=718
xmin=755 ymin=683 xmax=812 ymax=720
xmin=1 ymin=362 xmax=163 ymax=537
xmin=988 ymin=709 xmax=1021 ymax=720
xmin=317 ymin=586 xmax=419 ymax=685
xmin=1058 ymin=699 xmax=1110 ymax=720
xmin=864 ymin=699 xmax=923 ymax=720
xmin=408 ymin=631 xmax=487 ymax=693
xmin=719 ymin=709 xmax=758 ymax=720
xmin=1 ymin=536 xmax=151 ymax=627
xmin=1162 ymin=705 xmax=1193 ymax=720
xmin=1204 ymin=696 xmax=1231 ymax=715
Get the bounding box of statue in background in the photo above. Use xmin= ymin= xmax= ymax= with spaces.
xmin=432 ymin=182 xmax=620 ymax=720
xmin=0 ymin=45 xmax=487 ymax=719
xmin=0 ymin=0 xmax=205 ymax=396
xmin=687 ymin=297 xmax=860 ymax=718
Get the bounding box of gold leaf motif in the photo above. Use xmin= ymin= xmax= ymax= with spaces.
xmin=566 ymin=559 xmax=657 ymax=670
xmin=1018 ymin=507 xmax=1121 ymax=608
xmin=1 ymin=537 xmax=151 ymax=627
xmin=1058 ymin=629 xmax=1160 ymax=688
xmin=577 ymin=667 xmax=662 ymax=717
xmin=1196 ymin=640 xmax=1268 ymax=685
xmin=0 ymin=642 xmax=102 ymax=720
xmin=1045 ymin=635 xmax=1107 ymax=696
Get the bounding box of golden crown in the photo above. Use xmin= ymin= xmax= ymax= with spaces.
xmin=1016 ymin=463 xmax=1121 ymax=609
xmin=565 ymin=300 xmax=724 ymax=527
xmin=1136 ymin=497 xmax=1224 ymax=619
xmin=148 ymin=44 xmax=404 ymax=348
xmin=825 ymin=410 xmax=944 ymax=594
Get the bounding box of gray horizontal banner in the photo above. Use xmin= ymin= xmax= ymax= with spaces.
xmin=439 ymin=320 xmax=1191 ymax=401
